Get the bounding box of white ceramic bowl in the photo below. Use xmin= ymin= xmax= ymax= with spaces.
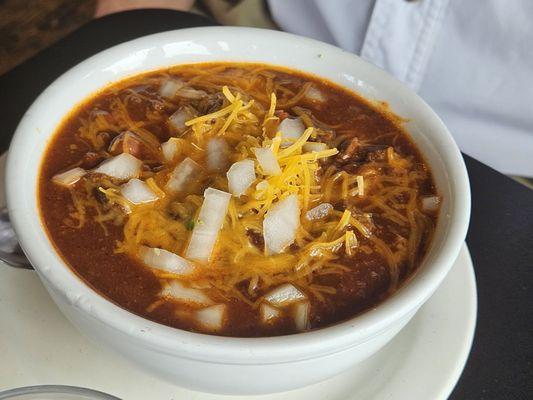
xmin=6 ymin=27 xmax=470 ymax=395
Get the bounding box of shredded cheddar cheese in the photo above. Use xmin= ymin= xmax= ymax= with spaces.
xmin=66 ymin=79 xmax=431 ymax=303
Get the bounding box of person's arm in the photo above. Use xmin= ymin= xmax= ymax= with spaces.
xmin=94 ymin=0 xmax=194 ymax=17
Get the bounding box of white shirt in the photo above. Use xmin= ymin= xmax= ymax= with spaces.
xmin=269 ymin=0 xmax=533 ymax=177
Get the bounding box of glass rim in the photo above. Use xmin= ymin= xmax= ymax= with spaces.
xmin=0 ymin=385 xmax=121 ymax=400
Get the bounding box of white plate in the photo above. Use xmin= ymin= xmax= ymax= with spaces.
xmin=0 ymin=152 xmax=477 ymax=399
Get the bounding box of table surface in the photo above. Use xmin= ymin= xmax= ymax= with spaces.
xmin=0 ymin=9 xmax=531 ymax=400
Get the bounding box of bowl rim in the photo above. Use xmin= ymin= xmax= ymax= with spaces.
xmin=6 ymin=26 xmax=471 ymax=364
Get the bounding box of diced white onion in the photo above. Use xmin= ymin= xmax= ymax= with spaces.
xmin=263 ymin=194 xmax=300 ymax=254
xmin=160 ymin=281 xmax=211 ymax=305
xmin=256 ymin=180 xmax=269 ymax=191
xmin=278 ymin=117 xmax=306 ymax=147
xmin=264 ymin=283 xmax=306 ymax=306
xmin=121 ymin=179 xmax=158 ymax=204
xmin=160 ymin=78 xmax=206 ymax=100
xmin=305 ymin=86 xmax=326 ymax=103
xmin=161 ymin=138 xmax=180 ymax=163
xmin=303 ymin=142 xmax=328 ymax=153
xmin=421 ymin=196 xmax=441 ymax=212
xmin=260 ymin=302 xmax=281 ymax=323
xmin=305 ymin=203 xmax=333 ymax=221
xmin=254 ymin=147 xmax=281 ymax=176
xmin=159 ymin=79 xmax=184 ymax=99
xmin=227 ymin=159 xmax=256 ymax=197
xmin=94 ymin=153 xmax=142 ymax=181
xmin=206 ymin=137 xmax=230 ymax=172
xmin=176 ymin=87 xmax=207 ymax=100
xmin=279 ymin=117 xmax=306 ymax=140
xmin=168 ymin=107 xmax=194 ymax=133
xmin=139 ymin=246 xmax=195 ymax=276
xmin=52 ymin=167 xmax=86 ymax=187
xmin=293 ymin=301 xmax=311 ymax=331
xmin=165 ymin=157 xmax=201 ymax=193
xmin=195 ymin=304 xmax=226 ymax=331
xmin=186 ymin=187 xmax=231 ymax=262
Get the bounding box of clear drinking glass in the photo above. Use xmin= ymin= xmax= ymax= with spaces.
xmin=0 ymin=385 xmax=121 ymax=400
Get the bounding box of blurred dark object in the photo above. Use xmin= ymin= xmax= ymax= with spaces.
xmin=0 ymin=9 xmax=214 ymax=154
xmin=0 ymin=0 xmax=96 ymax=75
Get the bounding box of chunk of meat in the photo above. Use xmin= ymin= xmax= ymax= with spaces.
xmin=337 ymin=137 xmax=360 ymax=162
xmin=332 ymin=201 xmax=346 ymax=212
xmin=80 ymin=152 xmax=105 ymax=169
xmin=341 ymin=163 xmax=360 ymax=175
xmin=246 ymin=229 xmax=265 ymax=251
xmin=91 ymin=187 xmax=108 ymax=204
xmin=94 ymin=131 xmax=113 ymax=150
xmin=274 ymin=109 xmax=289 ymax=121
xmin=195 ymin=92 xmax=226 ymax=115
xmin=108 ymin=131 xmax=161 ymax=161
xmin=356 ymin=164 xmax=382 ymax=177
xmin=366 ymin=148 xmax=388 ymax=162
xmin=314 ymin=128 xmax=335 ymax=142
xmin=337 ymin=138 xmax=389 ymax=165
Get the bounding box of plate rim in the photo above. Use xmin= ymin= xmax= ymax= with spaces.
xmin=0 ymin=150 xmax=477 ymax=399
